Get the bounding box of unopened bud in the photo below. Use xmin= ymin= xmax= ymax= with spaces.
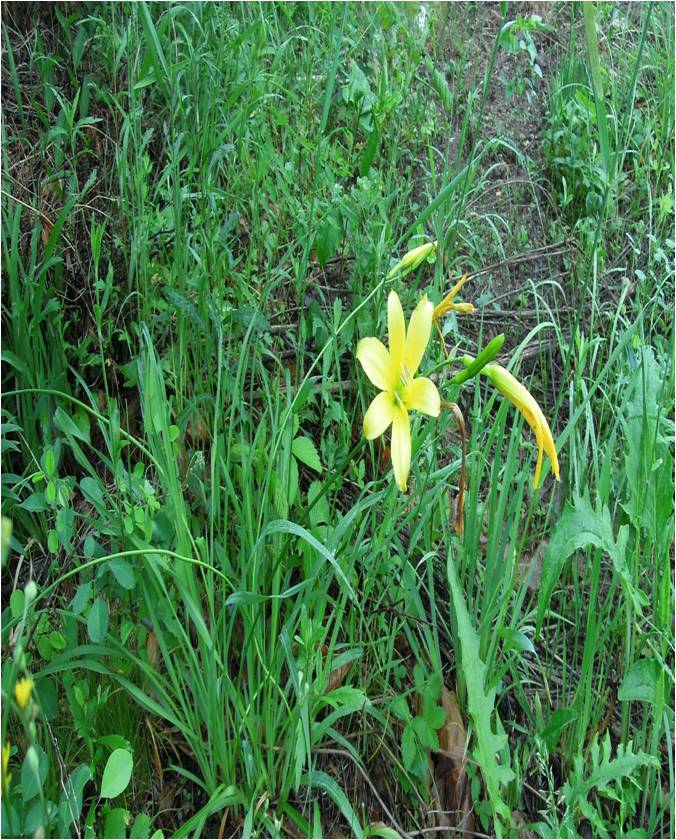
xmin=387 ymin=240 xmax=436 ymax=280
xmin=452 ymin=334 xmax=505 ymax=384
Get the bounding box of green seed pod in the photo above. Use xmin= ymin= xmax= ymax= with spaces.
xmin=452 ymin=334 xmax=505 ymax=385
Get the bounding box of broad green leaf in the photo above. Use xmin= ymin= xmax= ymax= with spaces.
xmin=55 ymin=407 xmax=90 ymax=443
xmin=618 ymin=659 xmax=661 ymax=704
xmin=35 ymin=677 xmax=58 ymax=719
xmin=48 ymin=530 xmax=59 ymax=554
xmin=108 ymin=559 xmax=136 ymax=590
xmin=500 ymin=627 xmax=535 ymax=654
xmin=388 ymin=695 xmax=410 ymax=722
xmin=45 ymin=480 xmax=57 ymax=505
xmin=49 ymin=630 xmax=67 ymax=651
xmin=55 ymin=506 xmax=75 ymax=551
xmin=70 ymin=582 xmax=91 ymax=615
xmin=58 ymin=765 xmax=92 ymax=829
xmin=80 ymin=477 xmax=106 ymax=514
xmin=412 ymin=715 xmax=439 ymax=751
xmin=10 ymin=589 xmax=24 ymax=619
xmin=401 ymin=721 xmax=428 ymax=781
xmin=21 ymin=744 xmax=48 ymax=801
xmin=308 ymin=480 xmax=330 ymax=528
xmin=292 ymin=437 xmax=322 ymax=472
xmin=320 ymin=686 xmax=370 ymax=712
xmin=87 ymin=597 xmax=109 ymax=643
xmin=621 ymin=347 xmax=674 ymax=549
xmin=540 ymin=708 xmax=577 ymax=752
xmin=100 ymin=749 xmax=133 ymax=799
xmin=98 ymin=735 xmax=131 ymax=752
xmin=131 ymin=813 xmax=152 ymax=839
xmin=44 ymin=448 xmax=56 ymax=478
xmin=18 ymin=492 xmax=48 ymax=513
xmin=104 ymin=807 xmax=129 ymax=837
xmin=25 ymin=799 xmax=56 ymax=836
xmin=342 ymin=60 xmax=376 ymax=112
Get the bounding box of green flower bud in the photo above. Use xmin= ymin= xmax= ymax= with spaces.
xmin=452 ymin=334 xmax=505 ymax=384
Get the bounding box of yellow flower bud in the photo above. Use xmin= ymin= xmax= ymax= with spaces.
xmin=14 ymin=677 xmax=33 ymax=710
xmin=387 ymin=240 xmax=437 ymax=280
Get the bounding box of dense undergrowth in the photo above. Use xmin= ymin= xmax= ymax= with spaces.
xmin=1 ymin=3 xmax=674 ymax=838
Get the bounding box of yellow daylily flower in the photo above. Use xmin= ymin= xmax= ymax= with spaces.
xmin=433 ymin=274 xmax=474 ymax=320
xmin=483 ymin=363 xmax=560 ymax=489
xmin=14 ymin=677 xmax=33 ymax=710
xmin=356 ymin=291 xmax=440 ymax=492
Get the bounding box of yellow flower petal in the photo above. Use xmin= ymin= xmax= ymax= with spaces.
xmin=387 ymin=291 xmax=406 ymax=368
xmin=363 ymin=391 xmax=395 ymax=440
xmin=531 ymin=402 xmax=559 ymax=486
xmin=391 ymin=406 xmax=411 ymax=492
xmin=14 ymin=677 xmax=33 ymax=710
xmin=356 ymin=337 xmax=394 ymax=391
xmin=404 ymin=295 xmax=434 ymax=375
xmin=404 ymin=377 xmax=440 ymax=416
xmin=533 ymin=435 xmax=545 ymax=489
xmin=433 ymin=274 xmax=470 ymax=321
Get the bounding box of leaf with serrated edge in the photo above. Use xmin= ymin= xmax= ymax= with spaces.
xmin=447 ymin=556 xmax=514 ymax=835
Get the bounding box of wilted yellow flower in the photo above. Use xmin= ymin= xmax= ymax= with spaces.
xmin=433 ymin=274 xmax=474 ymax=320
xmin=483 ymin=363 xmax=560 ymax=489
xmin=387 ymin=240 xmax=437 ymax=280
xmin=14 ymin=677 xmax=33 ymax=710
xmin=356 ymin=291 xmax=440 ymax=491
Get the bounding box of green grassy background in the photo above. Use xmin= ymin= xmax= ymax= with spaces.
xmin=1 ymin=2 xmax=673 ymax=838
